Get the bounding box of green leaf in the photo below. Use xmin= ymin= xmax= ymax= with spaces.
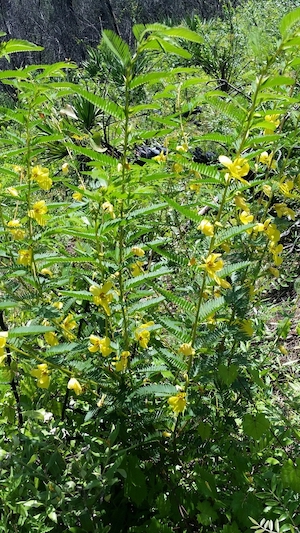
xmin=197 ymin=421 xmax=212 ymax=441
xmin=124 ymin=455 xmax=147 ymax=506
xmin=8 ymin=325 xmax=55 ymax=337
xmin=161 ymin=26 xmax=204 ymax=43
xmin=279 ymin=7 xmax=300 ymax=37
xmin=65 ymin=142 xmax=119 ymax=166
xmin=124 ymin=267 xmax=172 ymax=289
xmin=243 ymin=413 xmax=270 ymax=440
xmin=128 ymin=384 xmax=178 ymax=399
xmin=50 ymin=82 xmax=124 ymax=120
xmin=102 ymin=30 xmax=132 ymax=67
xmin=281 ymin=459 xmax=300 ymax=492
xmin=218 ymin=363 xmax=238 ymax=386
xmin=198 ymin=297 xmax=225 ymax=322
xmin=128 ymin=296 xmax=165 ymax=314
xmin=205 ymin=96 xmax=246 ymax=124
xmin=142 ymin=37 xmax=191 ymax=59
xmin=164 ymin=196 xmax=202 ymax=223
xmin=59 ymin=290 xmax=92 ymax=301
xmin=152 ymin=285 xmax=195 ymax=315
xmin=127 ymin=202 xmax=167 ymax=219
xmin=260 ymin=76 xmax=295 ymax=89
xmin=214 ymin=224 xmax=256 ymax=247
xmin=2 ymin=40 xmax=43 ymax=56
xmin=0 ymin=300 xmax=18 ymax=309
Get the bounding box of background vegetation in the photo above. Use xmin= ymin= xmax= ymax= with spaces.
xmin=0 ymin=1 xmax=300 ymax=532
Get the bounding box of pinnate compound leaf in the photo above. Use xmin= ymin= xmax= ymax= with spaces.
xmin=8 ymin=325 xmax=55 ymax=337
xmin=102 ymin=30 xmax=131 ymax=66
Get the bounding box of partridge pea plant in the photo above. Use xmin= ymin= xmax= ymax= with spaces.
xmin=1 ymin=10 xmax=300 ymax=532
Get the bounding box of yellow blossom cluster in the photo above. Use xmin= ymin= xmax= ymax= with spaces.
xmin=274 ymin=203 xmax=295 ymax=220
xmin=28 ymin=200 xmax=48 ymax=226
xmin=67 ymin=377 xmax=83 ymax=395
xmin=31 ymin=165 xmax=52 ymax=191
xmin=114 ymin=351 xmax=130 ymax=372
xmin=135 ymin=322 xmax=154 ymax=348
xmin=31 ymin=363 xmax=50 ymax=389
xmin=90 ymin=281 xmax=113 ymax=315
xmin=259 ymin=151 xmax=276 ymax=169
xmin=131 ymin=261 xmax=144 ymax=277
xmin=7 ymin=219 xmax=25 ymax=240
xmin=200 ymin=253 xmax=231 ymax=289
xmin=102 ymin=201 xmax=115 ymax=219
xmin=88 ymin=335 xmax=113 ymax=356
xmin=168 ymin=392 xmax=186 ymax=414
xmin=219 ymin=155 xmax=250 ymax=184
xmin=197 ymin=219 xmax=214 ymax=237
xmin=17 ymin=248 xmax=33 ymax=267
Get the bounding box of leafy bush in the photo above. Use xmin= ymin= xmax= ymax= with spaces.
xmin=1 ymin=7 xmax=300 ymax=533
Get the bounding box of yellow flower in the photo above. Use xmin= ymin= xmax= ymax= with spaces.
xmin=219 ymin=155 xmax=250 ymax=184
xmin=89 ymin=281 xmax=113 ymax=316
xmin=44 ymin=331 xmax=59 ymax=346
xmin=0 ymin=332 xmax=8 ymax=361
xmin=239 ymin=211 xmax=253 ymax=224
xmin=7 ymin=219 xmax=26 ymax=240
xmin=279 ymin=180 xmax=294 ymax=198
xmin=6 ymin=187 xmax=19 ymax=197
xmin=153 ymin=151 xmax=167 ymax=163
xmin=176 ymin=142 xmax=189 ymax=152
xmin=62 ymin=314 xmax=77 ymax=332
xmin=88 ymin=335 xmax=113 ymax=357
xmin=201 ymin=253 xmax=223 ymax=277
xmin=278 ymin=344 xmax=288 ymax=355
xmin=67 ymin=377 xmax=83 ymax=395
xmin=115 ymin=351 xmax=130 ymax=372
xmin=168 ymin=392 xmax=186 ymax=414
xmin=72 ymin=185 xmax=85 ymax=201
xmin=17 ymin=249 xmax=32 ymax=267
xmin=262 ymin=184 xmax=272 ymax=198
xmin=270 ymin=243 xmax=283 ymax=266
xmin=62 ymin=162 xmax=69 ymax=174
xmin=274 ymin=203 xmax=295 ymax=220
xmin=53 ymin=301 xmax=63 ymax=310
xmin=269 ymin=267 xmax=280 ymax=278
xmin=172 ymin=163 xmax=183 ymax=174
xmin=135 ymin=322 xmax=154 ymax=349
xmin=102 ymin=201 xmax=115 ymax=219
xmin=264 ymin=114 xmax=280 ymax=134
xmin=28 ymin=200 xmax=48 ymax=226
xmin=97 ymin=393 xmax=106 ymax=408
xmin=259 ymin=151 xmax=276 ymax=169
xmin=189 ymin=183 xmax=201 ymax=193
xmin=40 ymin=268 xmax=53 ymax=277
xmin=72 ymin=191 xmax=83 ymax=201
xmin=31 ymin=166 xmax=52 ymax=191
xmin=266 ymin=223 xmax=280 ymax=243
xmin=234 ymin=195 xmax=249 ymax=212
xmin=31 ymin=363 xmax=50 ymax=389
xmin=197 ymin=219 xmax=214 ymax=237
xmin=179 ymin=343 xmax=195 ymax=357
xmin=200 ymin=253 xmax=231 ymax=288
xmin=131 ymin=261 xmax=144 ymax=277
xmin=132 ymin=246 xmax=145 ymax=257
